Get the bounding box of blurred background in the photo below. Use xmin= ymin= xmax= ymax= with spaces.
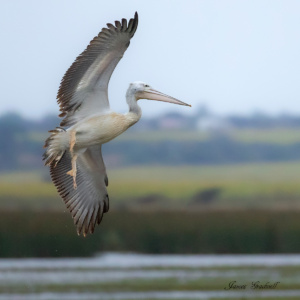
xmin=1 ymin=0 xmax=300 ymax=299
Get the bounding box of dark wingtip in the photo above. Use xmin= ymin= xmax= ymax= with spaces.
xmin=133 ymin=12 xmax=138 ymax=33
xmin=126 ymin=12 xmax=138 ymax=36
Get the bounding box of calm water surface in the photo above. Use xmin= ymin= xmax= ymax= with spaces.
xmin=1 ymin=253 xmax=300 ymax=299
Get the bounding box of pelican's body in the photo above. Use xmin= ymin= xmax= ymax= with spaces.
xmin=43 ymin=13 xmax=190 ymax=236
xmin=69 ymin=111 xmax=139 ymax=148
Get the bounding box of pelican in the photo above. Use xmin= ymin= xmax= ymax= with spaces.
xmin=43 ymin=12 xmax=191 ymax=236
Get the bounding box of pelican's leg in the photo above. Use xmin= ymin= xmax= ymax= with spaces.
xmin=66 ymin=130 xmax=78 ymax=189
xmin=69 ymin=130 xmax=76 ymax=154
xmin=67 ymin=154 xmax=78 ymax=189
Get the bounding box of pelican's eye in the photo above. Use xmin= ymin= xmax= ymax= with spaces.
xmin=145 ymin=84 xmax=149 ymax=88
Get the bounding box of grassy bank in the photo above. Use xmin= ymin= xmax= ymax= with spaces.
xmin=1 ymin=210 xmax=300 ymax=257
xmin=1 ymin=161 xmax=300 ymax=210
xmin=1 ymin=161 xmax=300 ymax=257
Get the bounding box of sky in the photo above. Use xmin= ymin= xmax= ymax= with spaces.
xmin=1 ymin=0 xmax=300 ymax=119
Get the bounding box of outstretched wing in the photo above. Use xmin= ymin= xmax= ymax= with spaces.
xmin=58 ymin=12 xmax=138 ymax=127
xmin=50 ymin=145 xmax=109 ymax=236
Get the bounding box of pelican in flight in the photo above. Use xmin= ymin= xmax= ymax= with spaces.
xmin=43 ymin=12 xmax=191 ymax=236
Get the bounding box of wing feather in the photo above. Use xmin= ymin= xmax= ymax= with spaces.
xmin=58 ymin=12 xmax=138 ymax=127
xmin=50 ymin=145 xmax=109 ymax=236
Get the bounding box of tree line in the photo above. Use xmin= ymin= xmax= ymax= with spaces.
xmin=1 ymin=110 xmax=300 ymax=171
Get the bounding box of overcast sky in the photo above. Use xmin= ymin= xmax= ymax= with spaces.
xmin=1 ymin=0 xmax=300 ymax=119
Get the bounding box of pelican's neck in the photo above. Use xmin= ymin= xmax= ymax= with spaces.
xmin=126 ymin=88 xmax=142 ymax=119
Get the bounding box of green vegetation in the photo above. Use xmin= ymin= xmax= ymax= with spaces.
xmin=1 ymin=114 xmax=300 ymax=259
xmin=229 ymin=128 xmax=300 ymax=144
xmin=1 ymin=210 xmax=300 ymax=257
xmin=1 ymin=161 xmax=299 ymax=257
xmin=1 ymin=161 xmax=300 ymax=210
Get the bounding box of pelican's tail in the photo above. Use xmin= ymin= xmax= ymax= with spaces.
xmin=43 ymin=127 xmax=67 ymax=167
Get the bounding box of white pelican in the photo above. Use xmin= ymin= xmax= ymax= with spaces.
xmin=43 ymin=12 xmax=191 ymax=236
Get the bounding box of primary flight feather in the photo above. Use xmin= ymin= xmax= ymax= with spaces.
xmin=43 ymin=12 xmax=191 ymax=236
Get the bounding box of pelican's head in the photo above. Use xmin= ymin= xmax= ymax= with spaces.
xmin=127 ymin=81 xmax=191 ymax=107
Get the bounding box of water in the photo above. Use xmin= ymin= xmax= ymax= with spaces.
xmin=1 ymin=253 xmax=300 ymax=299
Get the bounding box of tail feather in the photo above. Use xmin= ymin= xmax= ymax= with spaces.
xmin=43 ymin=127 xmax=67 ymax=166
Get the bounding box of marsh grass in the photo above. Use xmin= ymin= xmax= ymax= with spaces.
xmin=1 ymin=161 xmax=300 ymax=210
xmin=1 ymin=210 xmax=300 ymax=257
xmin=1 ymin=161 xmax=300 ymax=256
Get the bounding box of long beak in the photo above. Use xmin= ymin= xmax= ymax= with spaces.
xmin=137 ymin=88 xmax=191 ymax=107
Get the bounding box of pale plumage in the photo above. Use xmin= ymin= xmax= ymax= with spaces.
xmin=43 ymin=12 xmax=190 ymax=236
